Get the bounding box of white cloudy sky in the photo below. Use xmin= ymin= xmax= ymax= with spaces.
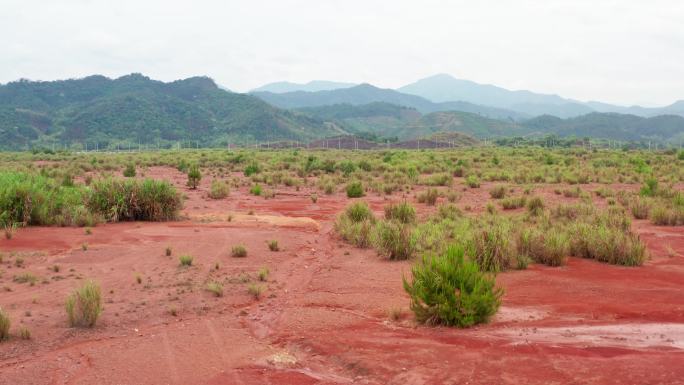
xmin=1 ymin=0 xmax=683 ymax=106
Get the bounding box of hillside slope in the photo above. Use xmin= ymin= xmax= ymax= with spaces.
xmin=0 ymin=74 xmax=338 ymax=150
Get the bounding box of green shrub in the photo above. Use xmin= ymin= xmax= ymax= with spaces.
xmin=258 ymin=267 xmax=270 ymax=281
xmin=244 ymin=162 xmax=261 ymax=177
xmin=640 ymin=177 xmax=658 ymax=197
xmin=650 ymin=204 xmax=684 ymax=226
xmin=384 ymin=202 xmax=416 ymax=224
xmin=345 ymin=201 xmax=374 ymax=223
xmin=335 ymin=213 xmax=375 ymax=248
xmin=65 ymin=280 xmax=102 ymax=328
xmin=208 ymin=180 xmax=230 ymax=199
xmin=436 ymin=204 xmax=462 ymax=220
xmin=521 ymin=228 xmax=569 ymax=266
xmin=187 ymin=165 xmax=202 ymax=189
xmin=373 ymin=220 xmax=415 ymax=260
xmin=465 ymin=175 xmax=480 ymax=188
xmin=250 ymin=184 xmax=262 ymax=196
xmin=403 ymin=245 xmax=503 ymax=327
xmin=123 ymin=163 xmax=136 ymax=178
xmin=0 ymin=307 xmax=9 ymax=341
xmin=268 ymin=240 xmax=279 ymax=251
xmin=178 ymin=255 xmax=193 ymax=266
xmin=346 ymin=181 xmax=364 ymax=198
xmin=231 ymin=245 xmax=248 ymax=258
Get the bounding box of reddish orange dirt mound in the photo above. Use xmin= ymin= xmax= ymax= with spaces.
xmin=1 ymin=168 xmax=683 ymax=384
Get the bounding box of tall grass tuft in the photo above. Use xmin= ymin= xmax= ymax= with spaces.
xmin=65 ymin=280 xmax=102 ymax=328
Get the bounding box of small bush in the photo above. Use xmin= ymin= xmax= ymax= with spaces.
xmin=88 ymin=178 xmax=182 ymax=222
xmin=384 ymin=202 xmax=417 ymax=224
xmin=187 ymin=165 xmax=202 ymax=189
xmin=178 ymin=255 xmax=193 ymax=266
xmin=65 ymin=280 xmax=102 ymax=328
xmin=208 ymin=180 xmax=230 ymax=199
xmin=0 ymin=307 xmax=9 ymax=341
xmin=123 ymin=164 xmax=136 ymax=178
xmin=373 ymin=220 xmax=415 ymax=260
xmin=346 ymin=181 xmax=365 ymax=198
xmin=470 ymin=218 xmax=515 ymax=272
xmin=345 ymin=201 xmax=374 ymax=222
xmin=403 ymin=245 xmax=503 ymax=328
xmin=465 ymin=175 xmax=480 ymax=188
xmin=250 ymin=184 xmax=262 ymax=196
xmin=244 ymin=162 xmax=261 ymax=177
xmin=165 ymin=246 xmax=172 ymax=256
xmin=231 ymin=245 xmax=248 ymax=258
xmin=205 ymin=281 xmax=223 ymax=297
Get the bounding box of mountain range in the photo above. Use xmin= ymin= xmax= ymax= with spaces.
xmin=252 ymin=74 xmax=684 ymax=120
xmin=0 ymin=73 xmax=683 ymax=150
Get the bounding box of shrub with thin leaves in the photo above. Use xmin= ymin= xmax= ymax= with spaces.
xmin=65 ymin=280 xmax=103 ymax=328
xmin=384 ymin=202 xmax=416 ymax=224
xmin=403 ymin=245 xmax=503 ymax=328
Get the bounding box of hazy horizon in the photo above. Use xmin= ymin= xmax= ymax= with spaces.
xmin=2 ymin=0 xmax=683 ymax=107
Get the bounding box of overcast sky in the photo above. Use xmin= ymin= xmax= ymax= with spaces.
xmin=1 ymin=0 xmax=683 ymax=106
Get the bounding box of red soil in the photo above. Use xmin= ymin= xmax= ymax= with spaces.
xmin=1 ymin=168 xmax=683 ymax=384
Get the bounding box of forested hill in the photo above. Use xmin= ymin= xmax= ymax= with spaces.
xmin=0 ymin=74 xmax=338 ymax=150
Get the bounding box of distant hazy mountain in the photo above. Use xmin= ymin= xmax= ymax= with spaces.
xmin=251 ymin=80 xmax=356 ymax=93
xmin=0 ymin=74 xmax=339 ymax=150
xmin=297 ymin=102 xmax=528 ymax=140
xmin=586 ymin=100 xmax=684 ymax=117
xmin=252 ymin=84 xmax=528 ymax=120
xmin=522 ymin=113 xmax=684 ymax=143
xmin=399 ymin=74 xmax=593 ymax=118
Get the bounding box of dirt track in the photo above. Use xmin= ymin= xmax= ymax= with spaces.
xmin=1 ymin=167 xmax=683 ymax=385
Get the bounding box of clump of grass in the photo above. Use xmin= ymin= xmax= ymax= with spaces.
xmin=178 ymin=255 xmax=193 ymax=266
xmin=489 ymin=185 xmax=507 ymax=199
xmin=135 ymin=273 xmax=142 ymax=284
xmin=465 ymin=175 xmax=480 ymax=188
xmin=335 ymin=202 xmax=376 ymax=248
xmin=501 ymin=196 xmax=526 ymax=210
xmin=19 ymin=326 xmax=31 ymax=340
xmin=519 ymin=228 xmax=569 ymax=266
xmin=310 ymin=193 xmax=318 ymax=203
xmin=247 ymin=283 xmax=264 ymax=300
xmin=165 ymin=246 xmax=172 ymax=256
xmin=267 ymin=240 xmax=279 ymax=252
xmin=0 ymin=307 xmax=10 ymax=341
xmin=205 ymin=281 xmax=223 ymax=297
xmin=88 ymin=178 xmax=182 ymax=222
xmin=387 ymin=307 xmax=404 ymax=321
xmin=346 ymin=181 xmax=365 ymax=198
xmin=13 ymin=272 xmax=38 ymax=285
xmin=3 ymin=222 xmax=17 ymax=240
xmin=630 ymin=196 xmax=651 ymax=219
xmin=384 ymin=202 xmax=417 ymax=224
xmin=403 ymin=245 xmax=503 ymax=327
xmin=373 ymin=220 xmax=415 ymax=260
xmin=470 ymin=217 xmax=515 ymax=272
xmin=417 ymin=188 xmax=438 ymax=205
xmin=258 ymin=267 xmax=270 ymax=281
xmin=526 ymin=196 xmax=545 ymax=216
xmin=231 ymin=245 xmax=248 ymax=258
xmin=81 ymin=243 xmax=88 ymax=251
xmin=208 ymin=179 xmax=230 ymax=199
xmin=65 ymin=280 xmax=102 ymax=328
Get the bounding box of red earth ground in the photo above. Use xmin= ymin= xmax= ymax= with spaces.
xmin=0 ymin=167 xmax=683 ymax=384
